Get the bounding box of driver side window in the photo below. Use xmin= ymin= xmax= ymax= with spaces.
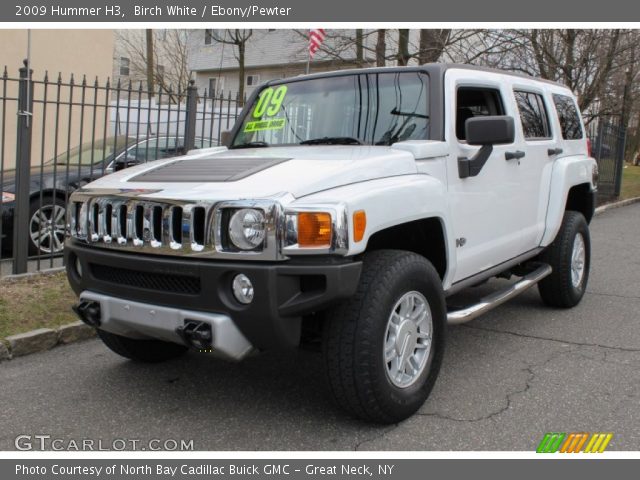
xmin=456 ymin=87 xmax=505 ymax=141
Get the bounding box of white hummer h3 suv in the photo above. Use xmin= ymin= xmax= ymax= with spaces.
xmin=66 ymin=65 xmax=598 ymax=423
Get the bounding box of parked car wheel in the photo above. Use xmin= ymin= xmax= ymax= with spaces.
xmin=29 ymin=196 xmax=67 ymax=256
xmin=322 ymin=250 xmax=446 ymax=423
xmin=538 ymin=210 xmax=591 ymax=308
xmin=97 ymin=329 xmax=189 ymax=363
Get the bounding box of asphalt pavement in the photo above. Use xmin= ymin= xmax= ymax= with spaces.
xmin=1 ymin=204 xmax=639 ymax=451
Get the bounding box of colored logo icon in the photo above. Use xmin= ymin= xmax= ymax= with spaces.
xmin=536 ymin=432 xmax=613 ymax=453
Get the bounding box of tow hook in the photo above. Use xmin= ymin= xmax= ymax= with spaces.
xmin=176 ymin=321 xmax=213 ymax=350
xmin=72 ymin=301 xmax=102 ymax=327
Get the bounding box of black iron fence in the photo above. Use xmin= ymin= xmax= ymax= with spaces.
xmin=585 ymin=116 xmax=627 ymax=201
xmin=0 ymin=61 xmax=244 ymax=277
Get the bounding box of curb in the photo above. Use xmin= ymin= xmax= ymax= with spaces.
xmin=0 ymin=321 xmax=95 ymax=363
xmin=0 ymin=196 xmax=638 ymax=363
xmin=0 ymin=266 xmax=65 ymax=283
xmin=594 ymin=196 xmax=640 ymax=216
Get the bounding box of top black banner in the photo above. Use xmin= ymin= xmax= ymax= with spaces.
xmin=4 ymin=0 xmax=640 ymax=22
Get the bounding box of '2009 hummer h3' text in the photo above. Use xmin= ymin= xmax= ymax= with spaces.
xmin=66 ymin=64 xmax=597 ymax=423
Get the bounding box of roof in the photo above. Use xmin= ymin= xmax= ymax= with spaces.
xmin=263 ymin=63 xmax=568 ymax=89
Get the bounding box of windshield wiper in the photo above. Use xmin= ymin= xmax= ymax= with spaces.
xmin=390 ymin=107 xmax=429 ymax=119
xmin=375 ymin=108 xmax=430 ymax=145
xmin=229 ymin=141 xmax=270 ymax=149
xmin=300 ymin=136 xmax=362 ymax=146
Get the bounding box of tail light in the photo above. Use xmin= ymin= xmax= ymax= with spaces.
xmin=587 ymin=138 xmax=593 ymax=157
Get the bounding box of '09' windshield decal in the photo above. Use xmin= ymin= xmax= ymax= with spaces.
xmin=244 ymin=85 xmax=288 ymax=132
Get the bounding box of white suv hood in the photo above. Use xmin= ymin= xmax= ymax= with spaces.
xmin=84 ymin=145 xmax=420 ymax=201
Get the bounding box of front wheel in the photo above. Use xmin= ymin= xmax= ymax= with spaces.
xmin=538 ymin=210 xmax=591 ymax=308
xmin=28 ymin=196 xmax=67 ymax=256
xmin=323 ymin=250 xmax=446 ymax=423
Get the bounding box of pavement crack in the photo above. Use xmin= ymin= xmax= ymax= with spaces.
xmin=586 ymin=291 xmax=640 ymax=300
xmin=461 ymin=324 xmax=640 ymax=353
xmin=417 ymin=349 xmax=572 ymax=424
xmin=354 ymin=424 xmax=399 ymax=451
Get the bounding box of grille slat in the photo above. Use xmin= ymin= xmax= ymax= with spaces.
xmin=91 ymin=264 xmax=201 ymax=295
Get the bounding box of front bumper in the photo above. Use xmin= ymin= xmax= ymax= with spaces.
xmin=65 ymin=241 xmax=362 ymax=351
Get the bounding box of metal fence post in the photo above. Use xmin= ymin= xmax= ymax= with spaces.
xmin=12 ymin=60 xmax=34 ymax=274
xmin=613 ymin=120 xmax=627 ymax=198
xmin=183 ymin=80 xmax=197 ymax=153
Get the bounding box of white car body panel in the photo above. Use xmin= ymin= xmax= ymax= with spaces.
xmin=540 ymin=155 xmax=596 ymax=246
xmin=85 ymin=145 xmax=424 ymax=202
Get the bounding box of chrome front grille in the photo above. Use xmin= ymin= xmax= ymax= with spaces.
xmin=72 ymin=198 xmax=211 ymax=254
xmin=68 ymin=192 xmax=285 ymax=260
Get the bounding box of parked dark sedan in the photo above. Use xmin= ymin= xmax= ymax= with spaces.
xmin=1 ymin=135 xmax=215 ymax=256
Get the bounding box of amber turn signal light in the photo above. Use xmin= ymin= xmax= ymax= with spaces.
xmin=297 ymin=212 xmax=332 ymax=247
xmin=353 ymin=210 xmax=366 ymax=242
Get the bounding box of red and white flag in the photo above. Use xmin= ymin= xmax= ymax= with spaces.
xmin=308 ymin=29 xmax=326 ymax=58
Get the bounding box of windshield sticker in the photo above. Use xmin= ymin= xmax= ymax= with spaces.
xmin=244 ymin=118 xmax=286 ymax=132
xmin=252 ymin=85 xmax=288 ymax=118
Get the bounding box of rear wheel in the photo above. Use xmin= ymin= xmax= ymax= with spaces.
xmin=97 ymin=329 xmax=188 ymax=363
xmin=323 ymin=250 xmax=446 ymax=423
xmin=538 ymin=210 xmax=590 ymax=308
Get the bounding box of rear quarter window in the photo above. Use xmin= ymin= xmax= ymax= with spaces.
xmin=552 ymin=94 xmax=583 ymax=140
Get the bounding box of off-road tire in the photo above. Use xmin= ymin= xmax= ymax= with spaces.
xmin=97 ymin=329 xmax=188 ymax=363
xmin=538 ymin=210 xmax=590 ymax=308
xmin=323 ymin=250 xmax=446 ymax=423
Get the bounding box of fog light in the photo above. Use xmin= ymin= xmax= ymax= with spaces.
xmin=232 ymin=274 xmax=254 ymax=304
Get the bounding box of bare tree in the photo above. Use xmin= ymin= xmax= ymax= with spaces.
xmin=396 ymin=30 xmax=410 ymax=66
xmin=145 ymin=29 xmax=154 ymax=96
xmin=356 ymin=29 xmax=364 ymax=67
xmin=480 ymin=29 xmax=635 ymax=118
xmin=209 ymin=29 xmax=253 ymax=102
xmin=417 ymin=30 xmax=451 ymax=64
xmin=116 ymin=29 xmax=191 ymax=99
xmin=376 ymin=29 xmax=386 ymax=66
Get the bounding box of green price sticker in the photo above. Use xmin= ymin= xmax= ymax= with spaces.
xmin=244 ymin=118 xmax=286 ymax=133
xmin=252 ymin=85 xmax=288 ymax=118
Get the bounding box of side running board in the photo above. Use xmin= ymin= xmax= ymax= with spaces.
xmin=447 ymin=264 xmax=552 ymax=325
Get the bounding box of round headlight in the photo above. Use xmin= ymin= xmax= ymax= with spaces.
xmin=228 ymin=208 xmax=266 ymax=250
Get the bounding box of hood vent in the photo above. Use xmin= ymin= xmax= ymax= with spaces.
xmin=129 ymin=156 xmax=290 ymax=183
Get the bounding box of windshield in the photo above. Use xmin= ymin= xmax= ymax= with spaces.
xmin=232 ymin=71 xmax=429 ymax=147
xmin=47 ymin=136 xmax=132 ymax=165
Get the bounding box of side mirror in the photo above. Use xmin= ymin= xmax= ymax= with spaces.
xmin=466 ymin=116 xmax=515 ymax=146
xmin=458 ymin=116 xmax=515 ymax=179
xmin=220 ymin=130 xmax=233 ymax=147
xmin=113 ymin=155 xmax=141 ymax=172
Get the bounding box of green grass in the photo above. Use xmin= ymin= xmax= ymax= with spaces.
xmin=0 ymin=272 xmax=77 ymax=339
xmin=621 ymin=164 xmax=640 ymax=200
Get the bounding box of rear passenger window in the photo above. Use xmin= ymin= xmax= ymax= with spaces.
xmin=514 ymin=91 xmax=551 ymax=139
xmin=456 ymin=87 xmax=505 ymax=141
xmin=553 ymin=94 xmax=583 ymax=140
